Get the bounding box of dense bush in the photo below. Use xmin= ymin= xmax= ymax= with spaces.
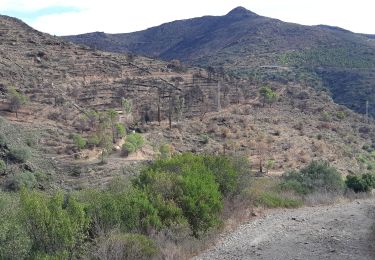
xmin=203 ymin=155 xmax=238 ymax=196
xmin=362 ymin=173 xmax=375 ymax=187
xmin=73 ymin=134 xmax=87 ymax=150
xmin=346 ymin=173 xmax=375 ymax=193
xmin=115 ymin=123 xmax=126 ymax=139
xmin=282 ymin=161 xmax=344 ymax=194
xmin=122 ymin=142 xmax=136 ymax=156
xmin=127 ymin=133 xmax=144 ymax=149
xmin=174 ymin=167 xmax=222 ymax=235
xmin=0 ymin=192 xmax=31 ymax=259
xmin=81 ymin=188 xmax=162 ymax=234
xmin=148 ymin=153 xmax=240 ymax=196
xmin=6 ymin=171 xmax=37 ymax=191
xmin=279 ymin=178 xmax=308 ymax=195
xmin=136 ymin=154 xmax=224 ymax=236
xmin=0 ymin=153 xmax=249 ymax=258
xmin=8 ymin=147 xmax=31 ymax=163
xmin=20 ymin=189 xmax=90 ymax=258
xmin=80 ymin=154 xmax=232 ymax=238
xmin=121 ymin=133 xmax=144 ymax=156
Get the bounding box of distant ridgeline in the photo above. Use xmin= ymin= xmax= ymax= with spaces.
xmin=64 ymin=7 xmax=375 ymax=117
xmin=0 ymin=14 xmax=255 ymax=126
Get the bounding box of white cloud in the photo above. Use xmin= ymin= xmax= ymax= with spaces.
xmin=29 ymin=0 xmax=248 ymax=35
xmin=0 ymin=0 xmax=86 ymax=11
xmin=1 ymin=0 xmax=374 ymax=35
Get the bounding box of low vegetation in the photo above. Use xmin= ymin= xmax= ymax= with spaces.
xmin=0 ymin=154 xmax=246 ymax=258
xmin=122 ymin=133 xmax=145 ymax=156
xmin=346 ymin=173 xmax=375 ymax=193
xmin=0 ymin=153 xmax=374 ymax=259
xmin=281 ymin=161 xmax=345 ymax=195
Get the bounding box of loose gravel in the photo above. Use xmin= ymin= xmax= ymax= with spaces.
xmin=195 ymin=198 xmax=375 ymax=260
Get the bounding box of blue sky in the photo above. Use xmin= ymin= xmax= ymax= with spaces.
xmin=2 ymin=6 xmax=81 ymax=24
xmin=0 ymin=0 xmax=374 ymax=36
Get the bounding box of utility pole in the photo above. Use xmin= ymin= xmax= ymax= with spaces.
xmin=217 ymin=80 xmax=221 ymax=111
xmin=366 ymin=100 xmax=369 ymax=124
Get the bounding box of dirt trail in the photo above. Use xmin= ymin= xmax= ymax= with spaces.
xmin=195 ymin=198 xmax=375 ymax=260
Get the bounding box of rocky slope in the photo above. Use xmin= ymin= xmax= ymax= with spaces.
xmin=64 ymin=7 xmax=375 ymax=117
xmin=1 ymin=15 xmax=375 ymax=189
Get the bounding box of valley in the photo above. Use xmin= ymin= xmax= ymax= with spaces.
xmin=0 ymin=6 xmax=374 ymax=260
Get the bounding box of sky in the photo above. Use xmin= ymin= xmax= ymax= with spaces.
xmin=0 ymin=0 xmax=374 ymax=36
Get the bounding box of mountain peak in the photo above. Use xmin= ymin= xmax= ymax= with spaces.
xmin=226 ymin=6 xmax=258 ymax=18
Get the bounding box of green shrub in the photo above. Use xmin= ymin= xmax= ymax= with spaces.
xmin=362 ymin=144 xmax=373 ymax=153
xmin=336 ymin=111 xmax=346 ymax=120
xmin=346 ymin=175 xmax=368 ymax=192
xmin=149 ymin=153 xmax=240 ymax=196
xmin=200 ymin=134 xmax=209 ymax=144
xmin=258 ymin=192 xmax=302 ymax=208
xmin=137 ymin=153 xmax=225 ymax=236
xmin=279 ymin=179 xmax=309 ymax=195
xmin=25 ymin=136 xmax=37 ymax=147
xmin=32 ymin=251 xmax=69 ymax=260
xmin=0 ymin=133 xmax=6 ymax=146
xmin=259 ymin=86 xmax=278 ymax=106
xmin=82 ymin=188 xmax=161 ymax=234
xmin=0 ymin=159 xmax=6 ymax=174
xmin=178 ymin=168 xmax=222 ymax=236
xmin=87 ymin=134 xmax=100 ymax=148
xmin=0 ymin=192 xmax=31 ymax=259
xmin=229 ymin=156 xmax=252 ymax=177
xmin=122 ymin=142 xmax=136 ymax=156
xmin=121 ymin=133 xmax=144 ymax=156
xmin=265 ymin=159 xmax=275 ymax=173
xmin=20 ymin=190 xmax=90 ymax=257
xmin=73 ymin=134 xmax=86 ymax=150
xmin=6 ymin=171 xmax=37 ymax=191
xmin=362 ymin=173 xmax=375 ymax=188
xmin=159 ymin=144 xmax=173 ymax=159
xmin=203 ymin=155 xmax=238 ymax=196
xmin=321 ymin=112 xmax=331 ymax=122
xmin=35 ymin=171 xmax=48 ymax=183
xmin=346 ymin=173 xmax=375 ymax=193
xmin=127 ymin=133 xmax=144 ymax=149
xmin=282 ymin=161 xmax=344 ymax=194
xmin=115 ymin=123 xmax=126 ymax=138
xmin=9 ymin=147 xmax=31 ymax=163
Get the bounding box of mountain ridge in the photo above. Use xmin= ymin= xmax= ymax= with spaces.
xmin=63 ymin=7 xmax=375 ymax=117
xmin=1 ymin=13 xmax=375 ymax=189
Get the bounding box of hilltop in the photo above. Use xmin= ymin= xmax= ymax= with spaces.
xmin=64 ymin=7 xmax=375 ymax=117
xmin=0 ymin=14 xmax=375 ymax=190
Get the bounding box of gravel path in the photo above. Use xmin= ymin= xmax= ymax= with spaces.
xmin=195 ymin=198 xmax=375 ymax=260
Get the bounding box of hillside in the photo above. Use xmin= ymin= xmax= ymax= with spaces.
xmin=1 ymin=14 xmax=375 ymax=190
xmin=64 ymin=7 xmax=375 ymax=117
